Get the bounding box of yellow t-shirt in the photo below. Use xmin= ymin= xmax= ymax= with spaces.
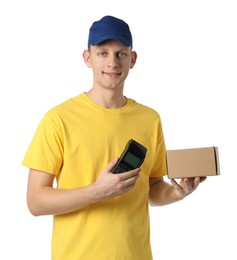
xmin=22 ymin=93 xmax=167 ymax=260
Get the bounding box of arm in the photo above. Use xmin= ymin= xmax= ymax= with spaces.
xmin=27 ymin=158 xmax=140 ymax=216
xmin=149 ymin=176 xmax=206 ymax=206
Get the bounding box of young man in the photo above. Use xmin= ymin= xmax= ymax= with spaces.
xmin=22 ymin=15 xmax=205 ymax=260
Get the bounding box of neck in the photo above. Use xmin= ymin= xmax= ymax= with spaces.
xmin=86 ymin=88 xmax=127 ymax=109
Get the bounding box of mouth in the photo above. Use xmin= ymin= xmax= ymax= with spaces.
xmin=103 ymin=71 xmax=122 ymax=77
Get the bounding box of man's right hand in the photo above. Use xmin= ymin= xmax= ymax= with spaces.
xmin=92 ymin=157 xmax=141 ymax=200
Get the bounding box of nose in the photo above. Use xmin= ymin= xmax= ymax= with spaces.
xmin=107 ymin=54 xmax=119 ymax=68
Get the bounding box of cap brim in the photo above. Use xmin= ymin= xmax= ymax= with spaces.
xmin=90 ymin=34 xmax=132 ymax=47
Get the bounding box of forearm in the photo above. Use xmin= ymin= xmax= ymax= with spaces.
xmin=149 ymin=180 xmax=183 ymax=206
xmin=28 ymin=184 xmax=99 ymax=216
xmin=149 ymin=176 xmax=205 ymax=206
xmin=27 ymin=159 xmax=140 ymax=216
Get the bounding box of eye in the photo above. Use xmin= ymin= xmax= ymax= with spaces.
xmin=97 ymin=52 xmax=107 ymax=57
xmin=118 ymin=52 xmax=127 ymax=58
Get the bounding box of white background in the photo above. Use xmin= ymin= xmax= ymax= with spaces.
xmin=0 ymin=0 xmax=236 ymax=259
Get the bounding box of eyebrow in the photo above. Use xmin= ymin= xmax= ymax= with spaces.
xmin=93 ymin=46 xmax=130 ymax=52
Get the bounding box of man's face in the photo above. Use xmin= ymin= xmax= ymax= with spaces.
xmin=84 ymin=40 xmax=137 ymax=91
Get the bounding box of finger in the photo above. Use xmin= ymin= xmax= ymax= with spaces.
xmin=183 ymin=178 xmax=194 ymax=193
xmin=170 ymin=179 xmax=183 ymax=192
xmin=193 ymin=176 xmax=206 ymax=188
xmin=124 ymin=174 xmax=140 ymax=187
xmin=193 ymin=177 xmax=201 ymax=189
xmin=123 ymin=178 xmax=138 ymax=192
xmin=104 ymin=158 xmax=119 ymax=173
xmin=200 ymin=176 xmax=207 ymax=183
xmin=119 ymin=168 xmax=141 ymax=180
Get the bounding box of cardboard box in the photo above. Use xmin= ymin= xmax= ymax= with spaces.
xmin=166 ymin=147 xmax=220 ymax=179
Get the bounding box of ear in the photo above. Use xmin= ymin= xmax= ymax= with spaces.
xmin=83 ymin=50 xmax=92 ymax=68
xmin=130 ymin=51 xmax=137 ymax=69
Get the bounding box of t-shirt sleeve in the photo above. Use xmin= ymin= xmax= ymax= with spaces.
xmin=22 ymin=111 xmax=63 ymax=175
xmin=149 ymin=116 xmax=167 ymax=178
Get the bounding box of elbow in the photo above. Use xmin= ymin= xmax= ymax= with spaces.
xmin=148 ymin=193 xmax=167 ymax=207
xmin=149 ymin=202 xmax=157 ymax=207
xmin=149 ymin=199 xmax=160 ymax=207
xmin=27 ymin=196 xmax=43 ymax=217
xmin=148 ymin=189 xmax=162 ymax=207
xmin=148 ymin=196 xmax=160 ymax=207
xmin=27 ymin=202 xmax=41 ymax=217
xmin=148 ymin=197 xmax=155 ymax=206
xmin=28 ymin=210 xmax=40 ymax=217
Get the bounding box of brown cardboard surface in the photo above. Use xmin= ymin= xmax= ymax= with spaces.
xmin=166 ymin=147 xmax=220 ymax=179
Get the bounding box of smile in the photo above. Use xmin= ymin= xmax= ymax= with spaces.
xmin=103 ymin=72 xmax=122 ymax=77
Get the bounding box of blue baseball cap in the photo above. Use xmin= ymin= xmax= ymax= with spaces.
xmin=88 ymin=15 xmax=133 ymax=48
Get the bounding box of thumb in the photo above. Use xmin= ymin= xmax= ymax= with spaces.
xmin=104 ymin=157 xmax=119 ymax=173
